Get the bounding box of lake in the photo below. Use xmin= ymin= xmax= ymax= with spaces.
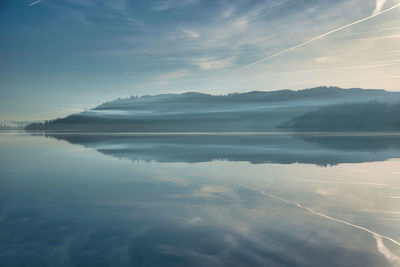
xmin=1 ymin=132 xmax=400 ymax=266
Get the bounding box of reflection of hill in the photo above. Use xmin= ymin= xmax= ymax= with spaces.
xmin=26 ymin=87 xmax=400 ymax=132
xmin=298 ymin=134 xmax=400 ymax=151
xmin=44 ymin=133 xmax=400 ymax=166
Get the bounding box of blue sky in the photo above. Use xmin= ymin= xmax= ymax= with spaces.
xmin=1 ymin=0 xmax=400 ymax=120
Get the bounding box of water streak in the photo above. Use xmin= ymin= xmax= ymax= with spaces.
xmin=246 ymin=186 xmax=400 ymax=253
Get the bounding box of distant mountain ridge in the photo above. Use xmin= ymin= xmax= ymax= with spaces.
xmin=26 ymin=87 xmax=400 ymax=132
xmin=94 ymin=87 xmax=398 ymax=111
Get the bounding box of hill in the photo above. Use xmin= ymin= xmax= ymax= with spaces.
xmin=278 ymin=102 xmax=400 ymax=131
xmin=26 ymin=87 xmax=400 ymax=132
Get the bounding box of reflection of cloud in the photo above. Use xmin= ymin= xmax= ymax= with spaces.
xmin=374 ymin=235 xmax=400 ymax=265
xmin=157 ymin=169 xmax=189 ymax=186
xmin=247 ymin=186 xmax=400 ymax=248
xmin=157 ymin=244 xmax=221 ymax=265
xmin=186 ymin=217 xmax=202 ymax=224
xmin=159 ymin=175 xmax=188 ymax=186
xmin=193 ymin=185 xmax=234 ymax=198
xmin=351 ymin=209 xmax=400 ymax=217
xmin=294 ymin=179 xmax=390 ymax=187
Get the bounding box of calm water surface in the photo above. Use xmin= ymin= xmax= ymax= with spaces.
xmin=1 ymin=132 xmax=400 ymax=266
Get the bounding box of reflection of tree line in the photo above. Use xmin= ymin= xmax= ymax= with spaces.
xmin=43 ymin=133 xmax=400 ymax=166
xmin=0 ymin=124 xmax=25 ymax=130
xmin=297 ymin=134 xmax=400 ymax=152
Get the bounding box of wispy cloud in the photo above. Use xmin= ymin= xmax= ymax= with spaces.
xmin=29 ymin=0 xmax=42 ymax=6
xmin=222 ymin=6 xmax=235 ymax=18
xmin=314 ymin=56 xmax=334 ymax=63
xmin=5 ymin=0 xmax=400 ymax=119
xmin=152 ymin=0 xmax=197 ymax=11
xmin=157 ymin=69 xmax=189 ymax=80
xmin=373 ymin=0 xmax=387 ymax=15
xmin=156 ymin=69 xmax=190 ymax=86
xmin=353 ymin=34 xmax=400 ymax=41
xmin=244 ymin=2 xmax=400 ymax=68
xmin=183 ymin=29 xmax=200 ymax=39
xmin=191 ymin=57 xmax=233 ymax=70
xmin=283 ymin=59 xmax=400 ymax=74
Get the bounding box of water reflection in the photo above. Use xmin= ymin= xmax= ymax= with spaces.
xmin=43 ymin=132 xmax=400 ymax=166
xmin=1 ymin=132 xmax=400 ymax=266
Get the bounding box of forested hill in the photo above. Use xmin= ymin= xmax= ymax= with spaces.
xmin=26 ymin=87 xmax=400 ymax=132
xmin=278 ymin=102 xmax=400 ymax=131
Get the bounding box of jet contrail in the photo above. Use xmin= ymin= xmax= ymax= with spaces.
xmin=244 ymin=2 xmax=400 ymax=68
xmin=246 ymin=186 xmax=400 ymax=248
xmin=29 ymin=0 xmax=42 ymax=6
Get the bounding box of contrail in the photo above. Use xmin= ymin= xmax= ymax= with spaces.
xmin=29 ymin=0 xmax=42 ymax=6
xmin=246 ymin=186 xmax=400 ymax=247
xmin=244 ymin=2 xmax=400 ymax=68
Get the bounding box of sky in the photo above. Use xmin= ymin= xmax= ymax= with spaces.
xmin=1 ymin=0 xmax=400 ymax=120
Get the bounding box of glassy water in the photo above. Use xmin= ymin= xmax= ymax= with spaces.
xmin=1 ymin=132 xmax=400 ymax=266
